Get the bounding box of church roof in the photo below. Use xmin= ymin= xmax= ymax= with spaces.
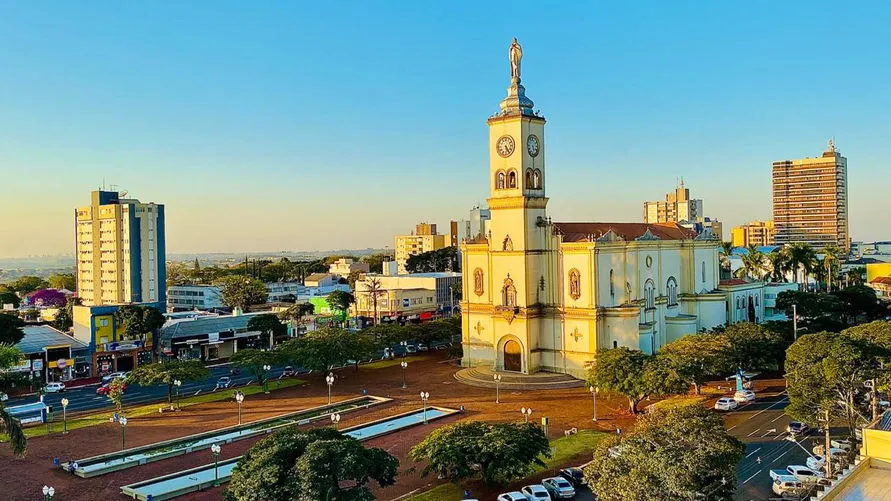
xmin=552 ymin=222 xmax=697 ymax=242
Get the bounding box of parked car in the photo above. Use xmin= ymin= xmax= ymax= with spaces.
xmin=559 ymin=467 xmax=586 ymax=486
xmin=96 ymin=381 xmax=127 ymax=395
xmin=101 ymin=371 xmax=130 ymax=384
xmin=771 ymin=474 xmax=805 ymax=497
xmin=831 ymin=439 xmax=853 ymax=452
xmin=733 ymin=390 xmax=756 ymax=403
xmin=785 ymin=465 xmax=823 ymax=484
xmin=405 ymin=344 xmax=418 ymax=354
xmin=786 ymin=421 xmax=809 ymax=436
xmin=497 ymin=492 xmax=528 ymax=501
xmin=45 ymin=382 xmax=66 ymax=393
xmin=714 ymin=397 xmax=739 ymax=411
xmin=520 ymin=484 xmax=552 ymax=501
xmin=216 ymin=376 xmax=232 ymax=389
xmin=417 ymin=343 xmax=429 ymax=352
xmin=807 ymin=448 xmax=848 ymax=471
xmin=541 ymin=477 xmax=575 ymax=499
xmin=282 ymin=366 xmax=296 ymax=377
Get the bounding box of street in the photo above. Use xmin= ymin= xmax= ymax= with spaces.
xmin=6 ymin=365 xmax=288 ymax=414
xmin=726 ymin=389 xmax=847 ymax=501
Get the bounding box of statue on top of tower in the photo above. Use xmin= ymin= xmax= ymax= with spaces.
xmin=509 ymin=38 xmax=523 ymax=82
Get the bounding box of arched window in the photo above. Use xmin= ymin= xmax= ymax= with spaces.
xmin=666 ymin=277 xmax=678 ymax=306
xmin=502 ymin=277 xmax=517 ymax=308
xmin=496 ymin=171 xmax=506 ymax=189
xmin=568 ymin=269 xmax=581 ymax=300
xmin=502 ymin=235 xmax=513 ymax=251
xmin=644 ymin=279 xmax=656 ymax=309
xmin=532 ymin=169 xmax=542 ymax=189
xmin=609 ymin=269 xmax=615 ymax=297
xmin=525 ymin=169 xmax=533 ymax=189
xmin=701 ymin=261 xmax=706 ymax=283
xmin=508 ymin=170 xmax=518 ymax=188
xmin=613 ymin=340 xmax=618 ymax=349
xmin=755 ymin=296 xmax=759 ymax=307
xmin=473 ymin=268 xmax=484 ymax=296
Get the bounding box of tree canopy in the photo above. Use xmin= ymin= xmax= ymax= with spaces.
xmin=0 ymin=345 xmax=27 ymax=456
xmin=326 ymin=290 xmax=354 ymax=315
xmin=584 ymin=403 xmax=744 ymax=501
xmin=0 ymin=314 xmax=25 ymax=345
xmin=114 ymin=305 xmax=166 ymax=341
xmin=46 ymin=273 xmax=76 ymax=291
xmin=0 ymin=289 xmax=20 ymax=309
xmin=718 ymin=322 xmax=787 ymax=372
xmin=247 ymin=314 xmax=288 ymax=348
xmin=405 ymin=247 xmax=460 ymax=273
xmin=229 ymin=349 xmax=282 ymax=382
xmin=226 ymin=427 xmax=397 ymax=501
xmin=215 ymin=276 xmax=269 ymax=310
xmin=277 ymin=328 xmax=377 ymax=372
xmin=6 ymin=276 xmax=49 ymax=295
xmin=587 ymin=347 xmax=686 ymax=414
xmin=409 ymin=421 xmax=550 ymax=485
xmin=128 ymin=360 xmax=210 ymax=404
xmin=657 ymin=333 xmax=730 ymax=395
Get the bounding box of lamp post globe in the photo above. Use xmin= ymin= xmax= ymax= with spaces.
xmin=493 ymin=373 xmax=503 ymax=403
xmin=119 ymin=416 xmax=128 ymax=451
xmin=211 ymin=443 xmax=222 ymax=486
xmin=330 ymin=412 xmax=341 ymax=429
xmin=61 ymin=398 xmax=70 ymax=434
xmin=588 ymin=385 xmax=598 ymax=422
xmin=400 ymin=361 xmax=408 ymax=389
xmin=420 ymin=391 xmax=430 ymax=423
xmin=234 ymin=391 xmax=245 ymax=424
xmin=326 ymin=373 xmax=335 ymax=405
xmin=521 ymin=407 xmax=532 ymax=423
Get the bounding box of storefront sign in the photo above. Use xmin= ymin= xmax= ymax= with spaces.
xmin=208 ymin=332 xmax=219 ymax=343
xmin=402 ymin=298 xmax=410 ymax=308
xmin=32 ymin=359 xmax=43 ymax=371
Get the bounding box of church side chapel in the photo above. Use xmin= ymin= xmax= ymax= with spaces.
xmin=460 ymin=39 xmax=727 ymax=378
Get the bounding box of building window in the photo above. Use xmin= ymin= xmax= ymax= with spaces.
xmin=701 ymin=261 xmax=706 ymax=283
xmin=502 ymin=277 xmax=517 ymax=308
xmin=609 ymin=269 xmax=615 ymax=297
xmin=667 ymin=277 xmax=678 ymax=306
xmin=508 ymin=170 xmax=517 ymax=188
xmin=613 ymin=340 xmax=618 ymax=349
xmin=644 ymin=279 xmax=656 ymax=310
xmin=496 ymin=171 xmax=506 ymax=189
xmin=568 ymin=269 xmax=581 ymax=300
xmin=473 ymin=268 xmax=485 ymax=296
xmin=525 ymin=169 xmax=533 ymax=189
xmin=532 ymin=169 xmax=542 ymax=189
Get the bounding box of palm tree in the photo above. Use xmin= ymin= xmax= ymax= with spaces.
xmin=719 ymin=241 xmax=734 ymax=277
xmin=364 ymin=277 xmax=386 ymax=326
xmin=784 ymin=243 xmax=818 ymax=289
xmin=736 ymin=245 xmax=767 ymax=281
xmin=0 ymin=404 xmax=26 ymax=456
xmin=821 ymin=245 xmax=843 ymax=292
xmin=766 ymin=250 xmax=788 ymax=283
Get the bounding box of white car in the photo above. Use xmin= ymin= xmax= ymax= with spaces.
xmin=541 ymin=477 xmax=575 ymax=499
xmin=45 ymin=382 xmax=66 ymax=393
xmin=497 ymin=492 xmax=528 ymax=501
xmin=831 ymin=439 xmax=853 ymax=452
xmin=786 ymin=465 xmax=823 ymax=484
xmin=714 ymin=397 xmax=739 ymax=411
xmin=101 ymin=371 xmax=130 ymax=384
xmin=733 ymin=390 xmax=756 ymax=403
xmin=771 ymin=474 xmax=805 ymax=497
xmin=520 ymin=484 xmax=552 ymax=501
xmin=807 ymin=448 xmax=848 ymax=471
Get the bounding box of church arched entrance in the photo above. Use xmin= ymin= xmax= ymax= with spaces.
xmin=503 ymin=340 xmax=522 ymax=372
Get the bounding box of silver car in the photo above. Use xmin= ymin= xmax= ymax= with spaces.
xmin=542 ymin=477 xmax=576 ymax=498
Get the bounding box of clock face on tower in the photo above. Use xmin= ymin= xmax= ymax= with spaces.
xmin=496 ymin=135 xmax=515 ymax=158
xmin=527 ymin=135 xmax=540 ymax=157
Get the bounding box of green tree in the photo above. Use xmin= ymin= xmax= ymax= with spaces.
xmin=51 ymin=297 xmax=82 ymax=332
xmin=326 ymin=290 xmax=354 ymax=323
xmin=0 ymin=314 xmax=25 ymax=345
xmin=409 ymin=421 xmax=550 ymax=485
xmin=820 ymin=245 xmax=843 ymax=291
xmin=718 ymin=241 xmax=734 ymax=277
xmin=114 ymin=305 xmax=166 ymax=342
xmin=46 ymin=273 xmax=76 ymax=291
xmin=215 ymin=276 xmax=269 ymax=310
xmin=128 ymin=360 xmax=210 ymax=404
xmin=247 ymin=314 xmax=288 ymax=348
xmin=0 ymin=287 xmax=20 ymax=308
xmin=107 ymin=377 xmax=126 ymax=412
xmin=227 ymin=427 xmax=397 ymax=501
xmin=405 ymin=247 xmax=460 ymax=273
xmin=843 ymin=321 xmax=891 ymax=394
xmin=278 ymin=303 xmax=315 ymax=332
xmin=783 ymin=243 xmax=818 ymax=287
xmin=278 ymin=328 xmax=375 ymax=372
xmin=0 ymin=345 xmax=27 ymax=456
xmin=735 ymin=245 xmax=766 ymax=281
xmin=658 ymin=334 xmax=729 ymax=395
xmin=584 ymin=403 xmax=744 ymax=501
xmin=360 ymin=253 xmax=390 ymax=274
xmin=587 ymin=348 xmax=686 ymax=414
xmin=834 ymin=285 xmax=887 ymax=326
xmin=8 ymin=276 xmax=49 ymax=294
xmin=229 ymin=349 xmax=281 ymax=385
xmin=720 ymin=322 xmax=786 ymax=371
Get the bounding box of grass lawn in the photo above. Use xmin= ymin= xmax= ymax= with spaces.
xmin=4 ymin=378 xmax=305 ymax=440
xmin=362 ymin=355 xmax=437 ymax=370
xmin=407 ymin=430 xmax=606 ymax=501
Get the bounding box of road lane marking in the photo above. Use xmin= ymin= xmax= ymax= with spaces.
xmin=742 ymin=469 xmax=762 ymax=484
xmin=747 ymin=429 xmax=761 ymax=437
xmin=761 ymin=429 xmax=777 ymax=437
xmin=745 ymin=447 xmax=762 ymax=458
xmin=772 ymin=447 xmax=793 ymax=465
xmin=774 ymin=433 xmax=786 ymax=440
xmin=771 ymin=412 xmax=788 ymax=423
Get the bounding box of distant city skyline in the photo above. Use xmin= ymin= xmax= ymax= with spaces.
xmin=2 ymin=2 xmax=890 ymax=258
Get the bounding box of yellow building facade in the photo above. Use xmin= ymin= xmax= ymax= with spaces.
xmin=730 ymin=220 xmax=776 ymax=247
xmin=460 ymin=41 xmax=727 ymax=377
xmin=394 ymin=232 xmax=447 ymax=274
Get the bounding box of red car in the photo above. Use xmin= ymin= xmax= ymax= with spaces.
xmin=96 ymin=381 xmax=127 ymax=395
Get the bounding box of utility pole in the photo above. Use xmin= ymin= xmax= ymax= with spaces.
xmin=793 ymin=304 xmax=798 ymax=340
xmin=824 ymin=408 xmax=832 ymax=478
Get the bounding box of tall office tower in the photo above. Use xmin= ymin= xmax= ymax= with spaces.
xmin=75 ymin=190 xmax=167 ymax=306
xmin=772 ymin=141 xmax=849 ymax=250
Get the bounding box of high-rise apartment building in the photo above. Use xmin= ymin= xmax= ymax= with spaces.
xmin=75 ymin=190 xmax=166 ymax=306
xmin=643 ymin=182 xmax=722 ymax=239
xmin=394 ymin=223 xmax=447 ymax=274
xmin=451 ymin=205 xmax=492 ymax=246
xmin=772 ymin=141 xmax=849 ymax=250
xmin=731 ymin=220 xmax=776 ymax=247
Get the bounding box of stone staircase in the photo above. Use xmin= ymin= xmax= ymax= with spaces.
xmin=454 ymin=365 xmax=585 ymax=390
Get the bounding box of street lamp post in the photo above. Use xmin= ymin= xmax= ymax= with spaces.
xmin=211 ymin=443 xmax=221 ymax=486
xmin=493 ymin=373 xmax=502 ymax=404
xmin=173 ymin=379 xmax=182 ymax=410
xmin=420 ymin=391 xmax=430 ymax=424
xmin=262 ymin=365 xmax=271 ymax=394
xmin=400 ymin=361 xmax=408 ymax=389
xmin=326 ymin=373 xmax=335 ymax=405
xmin=41 ymin=485 xmax=55 ymax=501
xmin=330 ymin=412 xmax=341 ymax=430
xmin=588 ymin=386 xmax=599 ymax=422
xmin=521 ymin=407 xmax=532 ymax=423
xmin=61 ymin=398 xmax=69 ymax=434
xmin=235 ymin=391 xmax=245 ymax=425
xmin=119 ymin=416 xmax=128 ymax=451
xmin=792 ymin=304 xmax=798 ymax=340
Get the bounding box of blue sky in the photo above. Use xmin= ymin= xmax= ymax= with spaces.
xmin=1 ymin=2 xmax=889 ymax=257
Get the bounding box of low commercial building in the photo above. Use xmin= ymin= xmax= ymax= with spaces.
xmin=869 ymin=277 xmax=891 ymax=298
xmin=14 ymin=325 xmax=91 ymax=382
xmin=72 ymin=304 xmax=159 ymax=376
xmin=731 ymin=220 xmax=776 ymax=247
xmin=762 ymin=282 xmax=800 ymax=320
xmin=159 ymin=311 xmax=273 ymax=361
xmin=328 ymin=258 xmax=369 ymax=278
xmin=167 ymin=285 xmax=224 ymax=310
xmin=266 ymin=281 xmax=304 ymax=302
xmin=167 ymin=281 xmax=348 ymax=311
xmin=304 ymin=273 xmax=337 ymax=288
xmin=352 ymin=272 xmax=461 ymax=323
